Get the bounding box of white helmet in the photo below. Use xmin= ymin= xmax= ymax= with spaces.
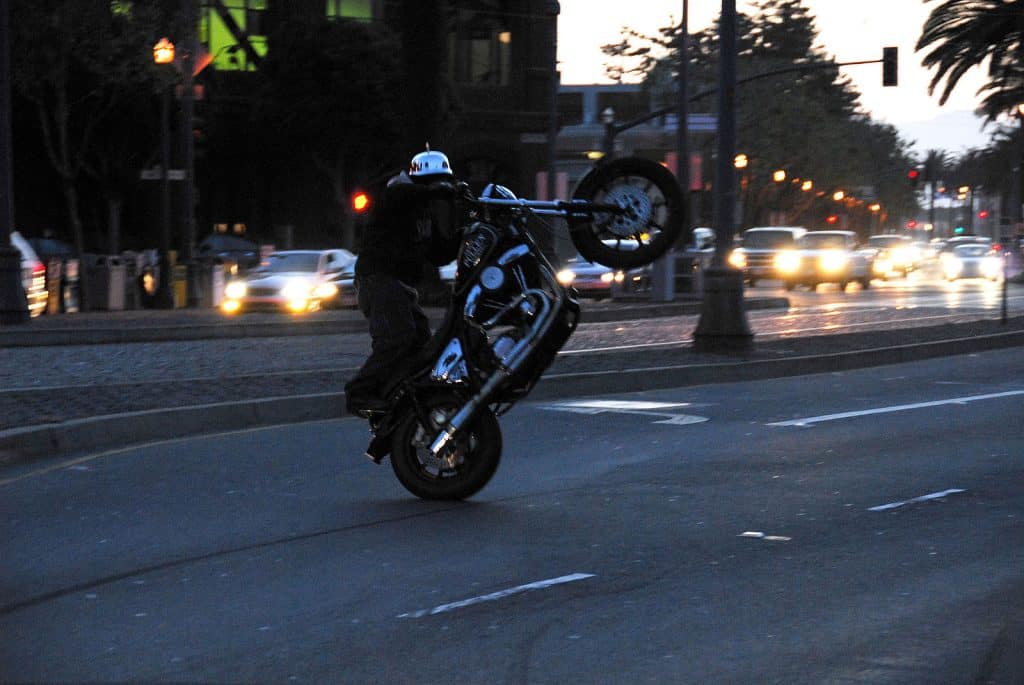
xmin=409 ymin=145 xmax=453 ymax=180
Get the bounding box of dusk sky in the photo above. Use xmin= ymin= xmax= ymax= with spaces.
xmin=557 ymin=0 xmax=998 ymax=156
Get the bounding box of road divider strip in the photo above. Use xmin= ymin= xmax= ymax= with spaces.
xmin=396 ymin=573 xmax=596 ymax=619
xmin=868 ymin=488 xmax=967 ymax=512
xmin=767 ymin=390 xmax=1024 ymax=427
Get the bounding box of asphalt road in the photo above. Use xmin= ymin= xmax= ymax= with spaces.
xmin=2 ymin=348 xmax=1022 ymax=683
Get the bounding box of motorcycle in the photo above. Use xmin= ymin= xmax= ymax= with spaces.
xmin=357 ymin=157 xmax=684 ymax=500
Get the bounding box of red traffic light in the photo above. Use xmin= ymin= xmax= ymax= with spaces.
xmin=907 ymin=219 xmax=918 ymax=228
xmin=351 ymin=190 xmax=371 ymax=213
xmin=978 ymin=210 xmax=990 ymax=219
xmin=826 ymin=214 xmax=838 ymax=224
xmin=907 ymin=169 xmax=920 ymax=180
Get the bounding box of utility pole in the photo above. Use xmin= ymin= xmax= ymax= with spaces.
xmin=182 ymin=0 xmax=199 ymax=307
xmin=693 ymin=0 xmax=752 ymax=351
xmin=0 ymin=0 xmax=29 ymax=324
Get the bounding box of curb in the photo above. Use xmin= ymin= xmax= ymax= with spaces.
xmin=0 ymin=297 xmax=789 ymax=347
xmin=3 ymin=327 xmax=1022 ymax=469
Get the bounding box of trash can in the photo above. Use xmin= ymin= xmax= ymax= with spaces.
xmin=45 ymin=258 xmax=63 ymax=315
xmin=172 ymin=264 xmax=188 ymax=308
xmin=121 ymin=251 xmax=141 ymax=310
xmin=197 ymin=262 xmax=226 ymax=308
xmin=83 ymin=254 xmax=126 ymax=311
xmin=62 ymin=258 xmax=80 ymax=313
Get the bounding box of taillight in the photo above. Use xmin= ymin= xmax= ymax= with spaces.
xmin=32 ymin=263 xmax=45 ymax=276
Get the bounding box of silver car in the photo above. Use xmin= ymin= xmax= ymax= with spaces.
xmin=221 ymin=249 xmax=356 ymax=314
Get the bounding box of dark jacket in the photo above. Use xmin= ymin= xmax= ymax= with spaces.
xmin=355 ymin=176 xmax=463 ymax=285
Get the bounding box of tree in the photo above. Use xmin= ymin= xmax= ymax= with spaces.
xmin=255 ymin=15 xmax=403 ymax=249
xmin=916 ymin=0 xmax=1024 ymax=121
xmin=605 ymin=1 xmax=916 ymax=233
xmin=9 ymin=0 xmax=177 ymax=255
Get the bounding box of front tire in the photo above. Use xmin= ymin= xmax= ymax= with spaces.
xmin=390 ymin=395 xmax=502 ymax=500
xmin=570 ymin=157 xmax=684 ymax=270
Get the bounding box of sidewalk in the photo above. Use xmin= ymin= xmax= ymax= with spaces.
xmin=2 ymin=295 xmax=1024 ymax=467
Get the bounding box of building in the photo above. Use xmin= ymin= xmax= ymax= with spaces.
xmin=193 ymin=0 xmax=560 ymax=249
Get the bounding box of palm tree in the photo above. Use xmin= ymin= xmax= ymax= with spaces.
xmin=916 ymin=0 xmax=1024 ymax=121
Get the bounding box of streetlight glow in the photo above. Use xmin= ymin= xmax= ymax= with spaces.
xmin=801 ymin=180 xmax=813 ymax=191
xmin=153 ymin=37 xmax=175 ymax=65
xmin=772 ymin=169 xmax=786 ymax=182
xmin=832 ymin=190 xmax=844 ymax=201
xmin=733 ymin=153 xmax=748 ymax=169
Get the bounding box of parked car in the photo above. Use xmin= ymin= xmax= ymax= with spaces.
xmin=940 ymin=244 xmax=1002 ymax=281
xmin=728 ymin=226 xmax=807 ymax=286
xmin=221 ymin=249 xmax=356 ymax=314
xmin=867 ymin=234 xmax=917 ymax=276
xmin=197 ymin=233 xmax=261 ymax=273
xmin=10 ymin=231 xmax=47 ymax=317
xmin=778 ymin=230 xmax=874 ymax=291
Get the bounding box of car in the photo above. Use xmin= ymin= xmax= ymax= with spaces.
xmin=221 ymin=249 xmax=356 ymax=314
xmin=556 ymin=255 xmax=629 ymax=298
xmin=777 ymin=230 xmax=874 ymax=291
xmin=940 ymin=243 xmax=1002 ymax=281
xmin=10 ymin=231 xmax=48 ymax=317
xmin=728 ymin=226 xmax=807 ymax=286
xmin=940 ymin=235 xmax=992 ymax=253
xmin=197 ymin=233 xmax=261 ymax=274
xmin=867 ymin=234 xmax=918 ymax=276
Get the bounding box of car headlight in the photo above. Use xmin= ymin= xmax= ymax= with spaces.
xmin=224 ymin=281 xmax=247 ymax=299
xmin=728 ymin=250 xmax=746 ymax=269
xmin=556 ymin=269 xmax=576 ymax=285
xmin=982 ymin=257 xmax=1001 ymax=278
xmin=819 ymin=250 xmax=848 ymax=273
xmin=600 ymin=271 xmax=615 ymax=283
xmin=775 ymin=250 xmax=801 ymax=274
xmin=873 ymin=257 xmax=891 ymax=274
xmin=943 ymin=258 xmax=963 ymax=278
xmin=614 ymin=271 xmax=625 ymax=283
xmin=892 ymin=247 xmax=912 ymax=266
xmin=313 ymin=282 xmax=339 ymax=299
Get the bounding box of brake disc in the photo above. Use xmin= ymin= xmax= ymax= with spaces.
xmin=599 ymin=183 xmax=653 ymax=238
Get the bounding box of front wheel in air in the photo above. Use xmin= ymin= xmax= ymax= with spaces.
xmin=390 ymin=396 xmax=502 ymax=501
xmin=569 ymin=157 xmax=685 ymax=270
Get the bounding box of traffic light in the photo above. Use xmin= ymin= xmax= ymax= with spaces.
xmin=954 ymin=225 xmax=965 ymax=235
xmin=907 ymin=168 xmax=920 ymax=188
xmin=826 ymin=214 xmax=838 ymax=224
xmin=978 ymin=210 xmax=990 ymax=219
xmin=882 ymin=47 xmax=898 ymax=87
xmin=350 ymin=190 xmax=371 ymax=214
xmin=907 ymin=219 xmax=918 ymax=229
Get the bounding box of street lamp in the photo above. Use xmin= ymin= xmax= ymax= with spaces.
xmin=153 ymin=37 xmax=175 ymax=309
xmin=772 ymin=169 xmax=786 ymax=183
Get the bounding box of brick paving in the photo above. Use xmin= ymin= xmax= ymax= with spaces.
xmin=2 ymin=300 xmax=1023 ymax=432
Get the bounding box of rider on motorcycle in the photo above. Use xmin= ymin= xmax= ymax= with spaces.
xmin=345 ymin=147 xmax=467 ymax=415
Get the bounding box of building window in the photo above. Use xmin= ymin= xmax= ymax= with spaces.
xmin=200 ymin=0 xmax=267 ymax=72
xmin=326 ymin=0 xmax=373 ymax=21
xmin=451 ymin=6 xmax=510 ymax=86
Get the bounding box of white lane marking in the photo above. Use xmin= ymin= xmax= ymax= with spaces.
xmin=767 ymin=390 xmax=1024 ymax=427
xmin=396 ymin=573 xmax=595 ymax=619
xmin=740 ymin=531 xmax=792 ymax=542
xmin=541 ymin=400 xmax=708 ymax=425
xmin=868 ymin=489 xmax=966 ymax=512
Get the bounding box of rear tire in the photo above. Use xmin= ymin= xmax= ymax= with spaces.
xmin=570 ymin=157 xmax=684 ymax=270
xmin=390 ymin=394 xmax=502 ymax=501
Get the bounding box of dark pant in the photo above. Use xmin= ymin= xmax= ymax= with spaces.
xmin=345 ymin=273 xmax=431 ymax=410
